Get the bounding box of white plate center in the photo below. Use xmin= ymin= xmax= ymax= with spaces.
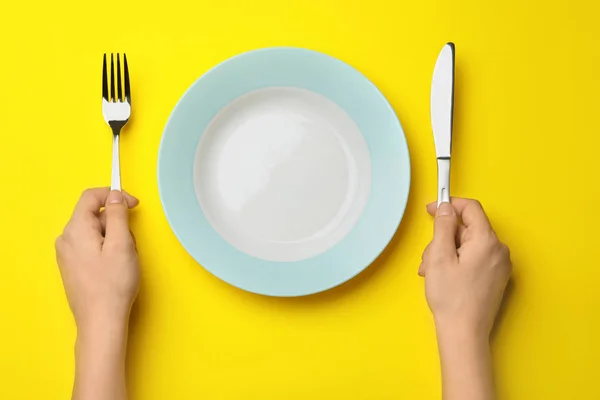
xmin=194 ymin=87 xmax=371 ymax=262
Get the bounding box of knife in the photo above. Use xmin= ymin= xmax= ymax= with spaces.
xmin=430 ymin=42 xmax=455 ymax=206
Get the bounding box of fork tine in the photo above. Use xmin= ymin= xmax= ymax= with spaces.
xmin=117 ymin=54 xmax=123 ymax=102
xmin=102 ymin=54 xmax=108 ymax=100
xmin=110 ymin=53 xmax=115 ymax=101
xmin=123 ymin=53 xmax=131 ymax=103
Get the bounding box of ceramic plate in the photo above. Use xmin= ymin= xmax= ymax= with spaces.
xmin=158 ymin=48 xmax=410 ymax=296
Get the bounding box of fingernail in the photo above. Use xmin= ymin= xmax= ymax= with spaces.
xmin=437 ymin=202 xmax=454 ymax=216
xmin=107 ymin=190 xmax=124 ymax=204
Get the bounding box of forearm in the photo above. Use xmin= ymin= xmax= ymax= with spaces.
xmin=73 ymin=317 xmax=129 ymax=400
xmin=436 ymin=325 xmax=494 ymax=400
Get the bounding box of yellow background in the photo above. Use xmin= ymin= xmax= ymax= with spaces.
xmin=1 ymin=0 xmax=599 ymax=399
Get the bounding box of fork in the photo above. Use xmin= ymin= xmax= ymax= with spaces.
xmin=102 ymin=53 xmax=131 ymax=191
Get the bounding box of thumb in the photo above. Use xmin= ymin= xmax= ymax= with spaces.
xmin=431 ymin=202 xmax=458 ymax=261
xmin=104 ymin=190 xmax=132 ymax=246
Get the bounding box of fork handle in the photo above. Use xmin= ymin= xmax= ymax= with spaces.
xmin=111 ymin=133 xmax=121 ymax=191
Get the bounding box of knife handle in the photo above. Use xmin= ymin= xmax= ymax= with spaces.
xmin=437 ymin=158 xmax=451 ymax=206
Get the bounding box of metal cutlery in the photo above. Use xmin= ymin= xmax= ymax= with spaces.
xmin=430 ymin=43 xmax=455 ymax=206
xmin=102 ymin=53 xmax=131 ymax=191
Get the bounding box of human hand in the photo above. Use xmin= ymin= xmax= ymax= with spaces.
xmin=55 ymin=188 xmax=140 ymax=332
xmin=419 ymin=198 xmax=512 ymax=339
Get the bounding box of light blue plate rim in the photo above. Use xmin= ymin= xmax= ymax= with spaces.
xmin=158 ymin=47 xmax=411 ymax=297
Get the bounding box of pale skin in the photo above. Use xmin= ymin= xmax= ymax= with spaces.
xmin=420 ymin=199 xmax=512 ymax=400
xmin=56 ymin=190 xmax=511 ymax=400
xmin=55 ymin=188 xmax=140 ymax=400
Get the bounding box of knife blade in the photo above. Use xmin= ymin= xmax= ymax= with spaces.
xmin=430 ymin=42 xmax=455 ymax=206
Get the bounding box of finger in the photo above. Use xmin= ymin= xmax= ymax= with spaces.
xmin=426 ymin=201 xmax=437 ymax=216
xmin=54 ymin=235 xmax=66 ymax=255
xmin=427 ymin=197 xmax=491 ymax=233
xmin=419 ymin=243 xmax=432 ymax=276
xmin=122 ymin=191 xmax=140 ymax=208
xmin=71 ymin=188 xmax=111 ymax=222
xmin=65 ymin=192 xmax=105 ymax=242
xmin=72 ymin=188 xmax=139 ymax=220
xmin=418 ymin=262 xmax=425 ymax=277
xmin=421 ymin=242 xmax=432 ymax=262
xmin=448 ymin=198 xmax=491 ymax=232
xmin=99 ymin=210 xmax=106 ymax=235
xmin=429 ymin=202 xmax=459 ymax=262
xmin=427 ymin=203 xmax=464 ymax=248
xmin=130 ymin=229 xmax=138 ymax=251
xmin=456 ymin=225 xmax=467 ymax=247
xmin=100 ymin=209 xmax=136 ymax=249
xmin=67 ymin=188 xmax=138 ymax=241
xmin=103 ymin=190 xmax=133 ymax=247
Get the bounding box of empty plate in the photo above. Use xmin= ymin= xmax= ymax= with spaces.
xmin=158 ymin=47 xmax=410 ymax=296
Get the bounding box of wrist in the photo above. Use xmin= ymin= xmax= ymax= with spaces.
xmin=76 ymin=319 xmax=129 ymax=370
xmin=76 ymin=308 xmax=130 ymax=348
xmin=435 ymin=319 xmax=490 ymax=361
xmin=73 ymin=309 xmax=130 ymax=400
xmin=75 ymin=300 xmax=131 ymax=332
xmin=435 ymin=321 xmax=495 ymax=400
xmin=434 ymin=315 xmax=489 ymax=344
